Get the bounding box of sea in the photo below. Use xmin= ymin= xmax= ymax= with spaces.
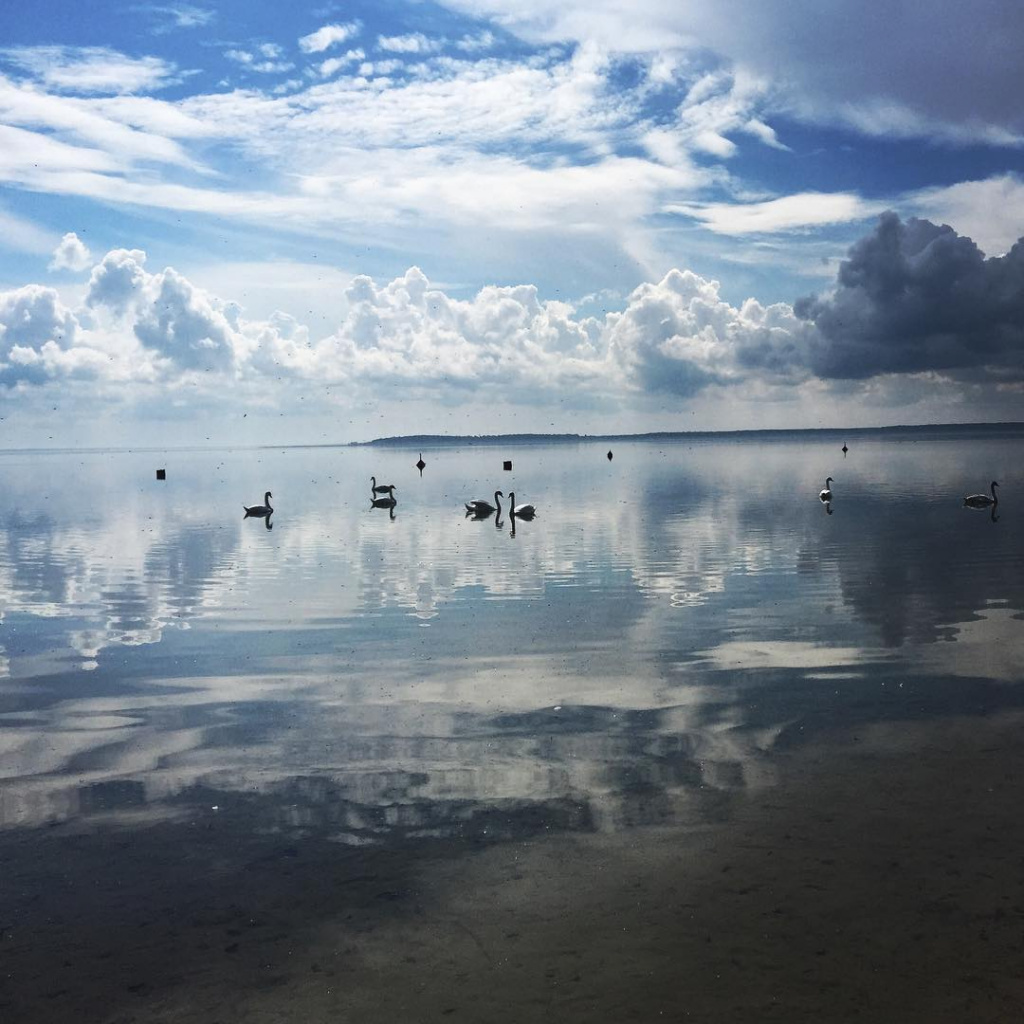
xmin=2 ymin=425 xmax=1023 ymax=1022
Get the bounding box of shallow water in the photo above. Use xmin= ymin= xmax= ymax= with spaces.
xmin=2 ymin=429 xmax=1024 ymax=1020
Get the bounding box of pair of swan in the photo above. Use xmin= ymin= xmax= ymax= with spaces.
xmin=465 ymin=490 xmax=536 ymax=519
xmin=964 ymin=481 xmax=999 ymax=508
xmin=816 ymin=477 xmax=1002 ymax=510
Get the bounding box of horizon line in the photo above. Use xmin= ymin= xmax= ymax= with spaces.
xmin=0 ymin=420 xmax=1022 ymax=456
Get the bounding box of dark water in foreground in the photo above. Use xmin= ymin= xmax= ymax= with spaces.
xmin=2 ymin=429 xmax=1024 ymax=1021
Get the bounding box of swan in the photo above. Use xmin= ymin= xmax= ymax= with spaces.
xmin=243 ymin=491 xmax=273 ymax=516
xmin=371 ymin=476 xmax=396 ymax=497
xmin=819 ymin=477 xmax=833 ymax=502
xmin=964 ymin=481 xmax=999 ymax=508
xmin=508 ymin=491 xmax=536 ymax=519
xmin=466 ymin=490 xmax=503 ymax=515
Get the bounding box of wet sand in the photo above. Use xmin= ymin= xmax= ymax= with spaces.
xmin=3 ymin=711 xmax=1024 ymax=1023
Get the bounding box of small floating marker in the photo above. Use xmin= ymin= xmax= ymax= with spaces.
xmin=415 ymin=453 xmax=426 ymax=472
xmin=503 ymin=460 xmax=513 ymax=471
xmin=156 ymin=468 xmax=166 ymax=480
xmin=842 ymin=443 xmax=848 ymax=455
xmin=607 ymin=450 xmax=613 ymax=461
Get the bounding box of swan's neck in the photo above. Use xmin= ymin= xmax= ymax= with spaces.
xmin=494 ymin=491 xmax=502 ymax=510
xmin=264 ymin=492 xmax=273 ymax=509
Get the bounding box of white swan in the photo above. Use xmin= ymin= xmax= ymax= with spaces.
xmin=964 ymin=481 xmax=999 ymax=508
xmin=819 ymin=477 xmax=833 ymax=502
xmin=466 ymin=490 xmax=503 ymax=515
xmin=371 ymin=475 xmax=396 ymax=496
xmin=244 ymin=491 xmax=273 ymax=516
xmin=508 ymin=491 xmax=536 ymax=519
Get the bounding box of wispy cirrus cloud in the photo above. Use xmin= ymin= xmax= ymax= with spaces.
xmin=317 ymin=50 xmax=365 ymax=78
xmin=0 ymin=46 xmax=183 ymax=95
xmin=0 ymin=205 xmax=55 ymax=256
xmin=298 ymin=22 xmax=361 ymax=55
xmin=437 ymin=0 xmax=1024 ymax=146
xmin=670 ymin=192 xmax=883 ymax=236
xmin=134 ymin=3 xmax=214 ymax=33
xmin=224 ymin=44 xmax=294 ymax=75
xmin=0 ymin=78 xmax=203 ymax=169
xmin=377 ymin=33 xmax=442 ymax=55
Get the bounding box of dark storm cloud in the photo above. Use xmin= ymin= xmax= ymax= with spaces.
xmin=795 ymin=213 xmax=1024 ymax=380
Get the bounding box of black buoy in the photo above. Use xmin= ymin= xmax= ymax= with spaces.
xmin=503 ymin=460 xmax=512 ymax=471
xmin=156 ymin=468 xmax=166 ymax=480
xmin=607 ymin=450 xmax=613 ymax=461
xmin=842 ymin=443 xmax=848 ymax=455
xmin=415 ymin=453 xmax=426 ymax=475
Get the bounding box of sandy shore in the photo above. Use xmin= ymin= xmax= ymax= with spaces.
xmin=3 ymin=711 xmax=1024 ymax=1023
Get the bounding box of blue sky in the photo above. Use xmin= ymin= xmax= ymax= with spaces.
xmin=1 ymin=0 xmax=1023 ymax=445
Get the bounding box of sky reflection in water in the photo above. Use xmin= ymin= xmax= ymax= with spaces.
xmin=1 ymin=431 xmax=1022 ymax=842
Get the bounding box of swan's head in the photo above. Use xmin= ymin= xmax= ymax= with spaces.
xmin=992 ymin=481 xmax=1000 ymax=489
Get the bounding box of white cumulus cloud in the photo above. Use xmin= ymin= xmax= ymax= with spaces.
xmin=49 ymin=232 xmax=93 ymax=272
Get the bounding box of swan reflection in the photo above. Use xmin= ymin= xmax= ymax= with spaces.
xmin=370 ymin=495 xmax=397 ymax=520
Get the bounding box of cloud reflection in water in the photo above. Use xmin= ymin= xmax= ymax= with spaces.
xmin=0 ymin=433 xmax=1022 ymax=840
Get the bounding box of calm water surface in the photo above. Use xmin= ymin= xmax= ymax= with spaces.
xmin=2 ymin=429 xmax=1024 ymax=1020
xmin=3 ymin=432 xmax=1023 ymax=834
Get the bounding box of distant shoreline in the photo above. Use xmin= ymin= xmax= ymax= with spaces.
xmin=353 ymin=421 xmax=1024 ymax=448
xmin=0 ymin=420 xmax=1022 ymax=456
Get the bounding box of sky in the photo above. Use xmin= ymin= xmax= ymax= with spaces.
xmin=0 ymin=0 xmax=1023 ymax=446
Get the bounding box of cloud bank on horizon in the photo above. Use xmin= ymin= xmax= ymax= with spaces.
xmin=0 ymin=0 xmax=1022 ymax=441
xmin=3 ymin=213 xmax=1023 ymax=442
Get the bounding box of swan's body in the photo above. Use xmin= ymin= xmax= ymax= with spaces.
xmin=466 ymin=490 xmax=503 ymax=515
xmin=371 ymin=476 xmax=396 ymax=496
xmin=244 ymin=491 xmax=273 ymax=516
xmin=819 ymin=477 xmax=833 ymax=502
xmin=964 ymin=481 xmax=999 ymax=508
xmin=508 ymin=491 xmax=536 ymax=519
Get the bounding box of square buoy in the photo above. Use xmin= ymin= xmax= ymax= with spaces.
xmin=156 ymin=469 xmax=166 ymax=480
xmin=503 ymin=460 xmax=512 ymax=471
